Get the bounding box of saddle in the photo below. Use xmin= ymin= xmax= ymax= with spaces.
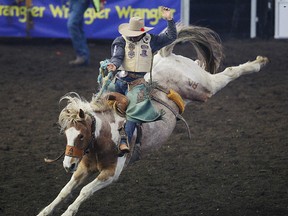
xmin=104 ymin=92 xmax=129 ymax=117
xmin=104 ymin=84 xmax=185 ymax=118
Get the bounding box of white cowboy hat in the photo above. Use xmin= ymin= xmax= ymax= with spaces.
xmin=118 ymin=17 xmax=154 ymax=37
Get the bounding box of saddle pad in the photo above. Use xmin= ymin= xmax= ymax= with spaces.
xmin=126 ymin=84 xmax=162 ymax=123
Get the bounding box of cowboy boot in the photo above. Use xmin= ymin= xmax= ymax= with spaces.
xmin=118 ymin=125 xmax=130 ymax=157
xmin=69 ymin=56 xmax=88 ymax=66
xmin=119 ymin=142 xmax=130 ymax=154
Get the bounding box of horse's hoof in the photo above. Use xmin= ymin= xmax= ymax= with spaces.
xmin=256 ymin=56 xmax=269 ymax=63
xmin=256 ymin=56 xmax=270 ymax=67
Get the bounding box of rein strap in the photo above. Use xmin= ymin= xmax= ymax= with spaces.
xmin=44 ymin=152 xmax=65 ymax=163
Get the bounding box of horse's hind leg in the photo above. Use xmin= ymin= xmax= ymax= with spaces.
xmin=210 ymin=56 xmax=269 ymax=94
xmin=37 ymin=164 xmax=91 ymax=216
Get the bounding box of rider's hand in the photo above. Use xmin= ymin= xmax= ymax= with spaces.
xmin=107 ymin=63 xmax=117 ymax=72
xmin=161 ymin=6 xmax=173 ymax=20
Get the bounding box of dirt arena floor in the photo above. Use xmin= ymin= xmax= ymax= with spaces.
xmin=0 ymin=37 xmax=287 ymax=216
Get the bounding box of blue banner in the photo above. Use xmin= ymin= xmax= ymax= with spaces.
xmin=0 ymin=0 xmax=181 ymax=38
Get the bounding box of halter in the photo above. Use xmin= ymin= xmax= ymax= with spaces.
xmin=44 ymin=115 xmax=96 ymax=163
xmin=65 ymin=115 xmax=96 ymax=158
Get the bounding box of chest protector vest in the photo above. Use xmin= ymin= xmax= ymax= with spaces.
xmin=121 ymin=34 xmax=153 ymax=73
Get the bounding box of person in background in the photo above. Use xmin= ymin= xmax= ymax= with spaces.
xmin=107 ymin=6 xmax=177 ymax=155
xmin=68 ymin=0 xmax=106 ymax=66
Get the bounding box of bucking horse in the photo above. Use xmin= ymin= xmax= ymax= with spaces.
xmin=37 ymin=24 xmax=269 ymax=216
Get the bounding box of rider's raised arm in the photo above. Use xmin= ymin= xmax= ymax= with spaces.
xmin=150 ymin=7 xmax=177 ymax=53
xmin=151 ymin=19 xmax=177 ymax=53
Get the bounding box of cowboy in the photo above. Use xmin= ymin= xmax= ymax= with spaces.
xmin=107 ymin=6 xmax=177 ymax=155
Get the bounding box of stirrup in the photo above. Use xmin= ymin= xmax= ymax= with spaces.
xmin=119 ymin=143 xmax=130 ymax=152
xmin=118 ymin=143 xmax=130 ymax=157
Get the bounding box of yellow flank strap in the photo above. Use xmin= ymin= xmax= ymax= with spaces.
xmin=167 ymin=89 xmax=185 ymax=114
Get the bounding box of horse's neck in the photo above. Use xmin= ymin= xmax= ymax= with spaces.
xmin=94 ymin=110 xmax=125 ymax=142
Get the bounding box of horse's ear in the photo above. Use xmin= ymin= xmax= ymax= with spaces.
xmin=79 ymin=109 xmax=85 ymax=119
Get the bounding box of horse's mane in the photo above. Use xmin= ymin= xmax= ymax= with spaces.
xmin=58 ymin=92 xmax=111 ymax=132
xmin=159 ymin=23 xmax=224 ymax=74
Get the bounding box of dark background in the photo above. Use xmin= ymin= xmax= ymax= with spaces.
xmin=189 ymin=0 xmax=275 ymax=39
xmin=0 ymin=36 xmax=287 ymax=215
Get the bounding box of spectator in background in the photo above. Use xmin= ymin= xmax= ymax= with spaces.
xmin=68 ymin=0 xmax=106 ymax=66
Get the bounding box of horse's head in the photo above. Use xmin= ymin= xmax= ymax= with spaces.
xmin=57 ymin=93 xmax=124 ymax=173
xmin=57 ymin=93 xmax=97 ymax=173
xmin=60 ymin=108 xmax=95 ymax=173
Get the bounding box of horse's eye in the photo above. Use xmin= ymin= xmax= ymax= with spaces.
xmin=79 ymin=134 xmax=84 ymax=141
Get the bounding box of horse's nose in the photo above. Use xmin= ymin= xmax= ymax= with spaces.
xmin=70 ymin=163 xmax=76 ymax=171
xmin=64 ymin=163 xmax=76 ymax=173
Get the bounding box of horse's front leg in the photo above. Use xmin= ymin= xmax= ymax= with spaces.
xmin=62 ymin=157 xmax=126 ymax=216
xmin=211 ymin=56 xmax=269 ymax=94
xmin=37 ymin=163 xmax=90 ymax=216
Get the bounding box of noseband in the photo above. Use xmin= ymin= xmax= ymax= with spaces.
xmin=65 ymin=115 xmax=96 ymax=158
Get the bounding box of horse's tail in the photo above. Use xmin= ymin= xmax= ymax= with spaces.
xmin=159 ymin=23 xmax=224 ymax=74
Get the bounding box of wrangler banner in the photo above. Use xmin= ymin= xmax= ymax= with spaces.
xmin=0 ymin=0 xmax=181 ymax=38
